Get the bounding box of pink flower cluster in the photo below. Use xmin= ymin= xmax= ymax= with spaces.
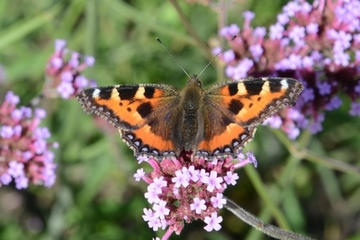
xmin=45 ymin=39 xmax=96 ymax=99
xmin=133 ymin=152 xmax=257 ymax=239
xmin=216 ymin=0 xmax=360 ymax=138
xmin=0 ymin=92 xmax=57 ymax=189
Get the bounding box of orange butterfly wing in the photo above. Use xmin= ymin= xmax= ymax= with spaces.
xmin=196 ymin=77 xmax=304 ymax=158
xmin=77 ymin=84 xmax=181 ymax=159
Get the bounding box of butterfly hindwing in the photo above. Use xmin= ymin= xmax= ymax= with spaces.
xmin=77 ymin=83 xmax=181 ymax=158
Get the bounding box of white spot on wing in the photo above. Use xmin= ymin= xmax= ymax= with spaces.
xmin=237 ymin=82 xmax=247 ymax=95
xmin=92 ymin=88 xmax=100 ymax=98
xmin=135 ymin=87 xmax=146 ymax=98
xmin=280 ymin=79 xmax=289 ymax=89
xmin=111 ymin=88 xmax=120 ymax=100
xmin=260 ymin=81 xmax=270 ymax=95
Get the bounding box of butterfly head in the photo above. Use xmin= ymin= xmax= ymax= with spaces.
xmin=186 ymin=74 xmax=202 ymax=88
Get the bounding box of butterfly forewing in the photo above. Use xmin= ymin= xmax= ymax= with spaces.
xmin=194 ymin=77 xmax=304 ymax=158
xmin=206 ymin=77 xmax=303 ymax=126
xmin=77 ymin=83 xmax=182 ymax=159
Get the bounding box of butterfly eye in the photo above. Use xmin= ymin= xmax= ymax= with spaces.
xmin=186 ymin=74 xmax=202 ymax=87
xmin=193 ymin=75 xmax=202 ymax=87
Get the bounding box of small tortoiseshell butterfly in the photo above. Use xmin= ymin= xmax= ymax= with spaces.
xmin=77 ymin=74 xmax=304 ymax=160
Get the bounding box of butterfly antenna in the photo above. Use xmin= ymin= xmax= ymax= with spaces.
xmin=156 ymin=38 xmax=191 ymax=79
xmin=197 ymin=35 xmax=237 ymax=78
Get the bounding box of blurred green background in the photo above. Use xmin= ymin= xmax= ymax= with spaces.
xmin=1 ymin=0 xmax=360 ymax=239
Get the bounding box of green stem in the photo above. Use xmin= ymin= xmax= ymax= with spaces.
xmin=225 ymin=197 xmax=315 ymax=240
xmin=169 ymin=0 xmax=213 ymax=60
xmin=273 ymin=129 xmax=360 ymax=177
xmin=245 ymin=165 xmax=292 ymax=230
xmin=246 ymin=129 xmax=313 ymax=239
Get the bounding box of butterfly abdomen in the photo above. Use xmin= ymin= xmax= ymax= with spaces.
xmin=172 ymin=81 xmax=205 ymax=154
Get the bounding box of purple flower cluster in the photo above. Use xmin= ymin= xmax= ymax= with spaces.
xmin=45 ymin=39 xmax=96 ymax=99
xmin=133 ymin=152 xmax=257 ymax=239
xmin=216 ymin=0 xmax=360 ymax=138
xmin=0 ymin=91 xmax=57 ymax=189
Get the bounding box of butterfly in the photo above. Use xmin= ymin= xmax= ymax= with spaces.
xmin=76 ymin=74 xmax=303 ymax=160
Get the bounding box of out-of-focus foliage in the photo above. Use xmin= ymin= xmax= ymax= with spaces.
xmin=0 ymin=0 xmax=359 ymax=240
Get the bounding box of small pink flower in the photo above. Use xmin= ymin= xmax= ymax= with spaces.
xmin=202 ymin=171 xmax=223 ymax=192
xmin=223 ymin=171 xmax=239 ymax=186
xmin=204 ymin=212 xmax=223 ymax=232
xmin=211 ymin=193 xmax=227 ymax=209
xmin=134 ymin=168 xmax=145 ymax=181
xmin=190 ymin=197 xmax=207 ymax=214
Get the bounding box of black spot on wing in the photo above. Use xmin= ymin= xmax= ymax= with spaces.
xmin=221 ymin=115 xmax=233 ymax=126
xmin=144 ymin=86 xmax=155 ymax=98
xmin=137 ymin=102 xmax=153 ymax=118
xmin=97 ymin=88 xmax=112 ymax=100
xmin=228 ymin=99 xmax=243 ymax=115
xmin=269 ymin=80 xmax=283 ymax=92
xmin=245 ymin=80 xmax=264 ymax=95
xmin=117 ymin=86 xmax=139 ymax=100
xmin=228 ymin=83 xmax=238 ymax=96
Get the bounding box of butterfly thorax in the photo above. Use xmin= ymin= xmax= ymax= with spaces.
xmin=172 ymin=76 xmax=205 ymax=155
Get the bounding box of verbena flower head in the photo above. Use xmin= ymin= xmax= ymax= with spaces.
xmin=217 ymin=0 xmax=360 ymax=137
xmin=134 ymin=152 xmax=257 ymax=239
xmin=45 ymin=39 xmax=96 ymax=99
xmin=0 ymin=91 xmax=57 ymax=189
